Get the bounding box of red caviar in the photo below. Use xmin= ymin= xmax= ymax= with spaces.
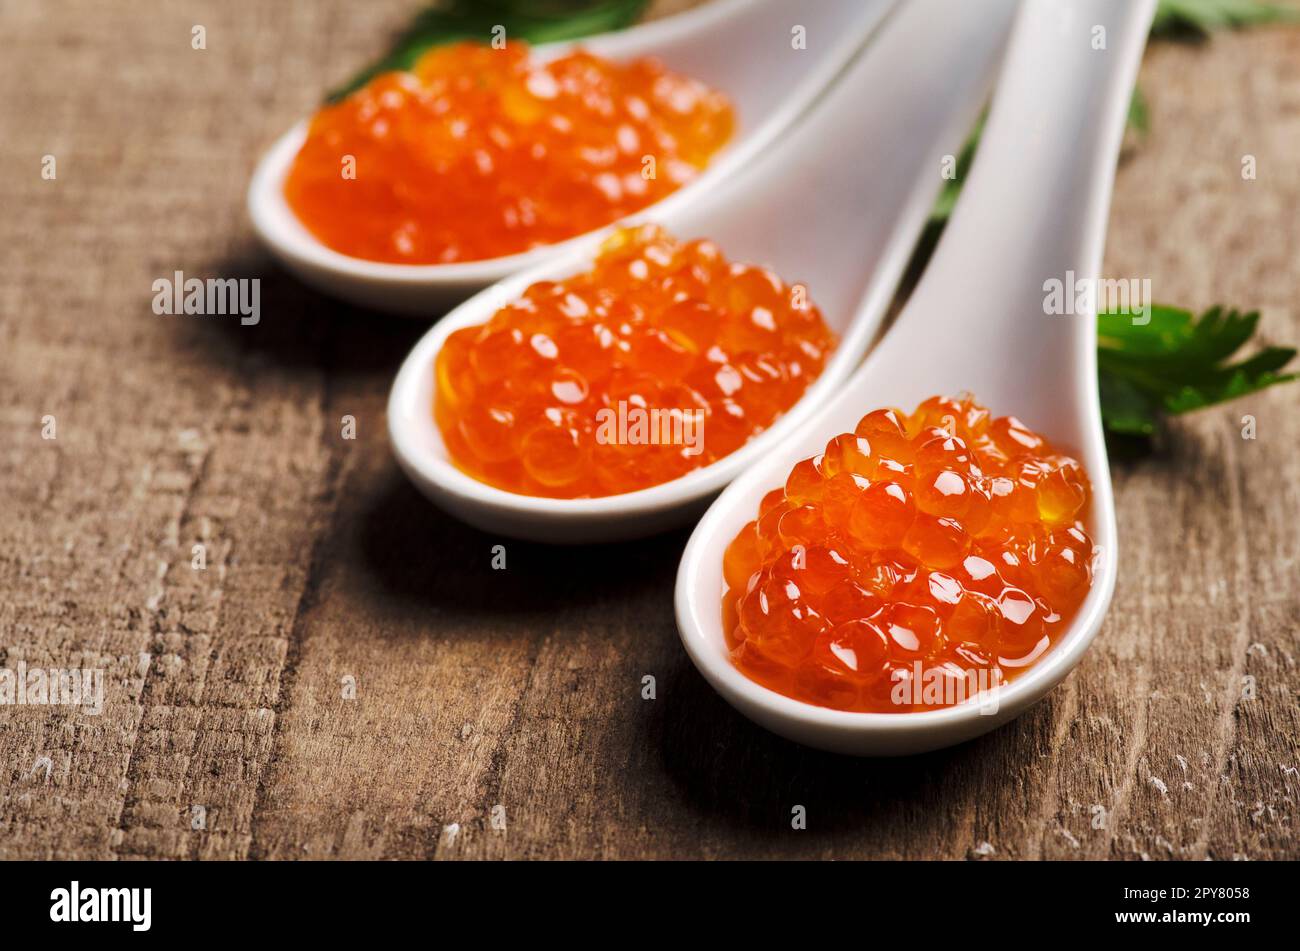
xmin=722 ymin=395 xmax=1096 ymax=713
xmin=434 ymin=225 xmax=836 ymax=498
xmin=285 ymin=41 xmax=734 ymax=264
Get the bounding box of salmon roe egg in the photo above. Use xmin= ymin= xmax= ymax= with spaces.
xmin=722 ymin=394 xmax=1097 ymax=713
xmin=434 ymin=225 xmax=836 ymax=498
xmin=284 ymin=41 xmax=734 ymax=264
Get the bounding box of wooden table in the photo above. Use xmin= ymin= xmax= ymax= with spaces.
xmin=1 ymin=0 xmax=1296 ymax=860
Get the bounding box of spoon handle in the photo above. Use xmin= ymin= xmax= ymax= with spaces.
xmin=882 ymin=0 xmax=1156 ymax=427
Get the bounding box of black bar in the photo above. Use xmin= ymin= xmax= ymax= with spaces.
xmin=3 ymin=859 xmax=1286 ymax=937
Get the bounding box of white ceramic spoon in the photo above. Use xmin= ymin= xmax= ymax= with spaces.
xmin=676 ymin=0 xmax=1156 ymax=756
xmin=388 ymin=0 xmax=1021 ymax=542
xmin=248 ymin=0 xmax=899 ymax=314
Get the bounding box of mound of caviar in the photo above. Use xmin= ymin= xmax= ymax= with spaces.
xmin=722 ymin=395 xmax=1096 ymax=713
xmin=435 ymin=225 xmax=835 ymax=498
xmin=285 ymin=41 xmax=734 ymax=264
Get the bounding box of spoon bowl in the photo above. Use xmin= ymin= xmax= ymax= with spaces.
xmin=388 ymin=0 xmax=1020 ymax=542
xmin=248 ymin=0 xmax=900 ymax=314
xmin=675 ymin=0 xmax=1156 ymax=755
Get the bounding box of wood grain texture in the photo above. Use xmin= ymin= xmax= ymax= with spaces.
xmin=0 ymin=0 xmax=1296 ymax=861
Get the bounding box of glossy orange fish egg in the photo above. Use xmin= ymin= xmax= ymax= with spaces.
xmin=285 ymin=41 xmax=734 ymax=264
xmin=434 ymin=225 xmax=836 ymax=498
xmin=722 ymin=394 xmax=1096 ymax=713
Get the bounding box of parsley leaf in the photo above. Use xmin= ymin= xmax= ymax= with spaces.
xmin=328 ymin=0 xmax=649 ymax=103
xmin=930 ymin=116 xmax=983 ymax=225
xmin=1097 ymin=305 xmax=1297 ymax=434
xmin=1152 ymin=0 xmax=1300 ymax=38
xmin=1126 ymin=86 xmax=1150 ymax=137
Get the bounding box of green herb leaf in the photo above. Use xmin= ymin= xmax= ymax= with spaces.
xmin=1126 ymin=86 xmax=1150 ymax=137
xmin=328 ymin=0 xmax=650 ymax=103
xmin=1097 ymin=304 xmax=1297 ymax=435
xmin=930 ymin=116 xmax=983 ymax=224
xmin=1152 ymin=0 xmax=1300 ymax=38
